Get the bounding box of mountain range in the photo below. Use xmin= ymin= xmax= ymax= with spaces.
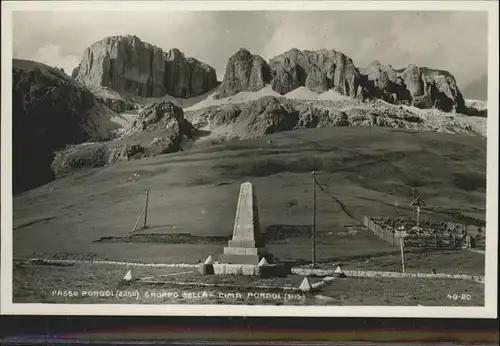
xmin=12 ymin=35 xmax=488 ymax=194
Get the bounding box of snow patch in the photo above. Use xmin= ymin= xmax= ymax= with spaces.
xmin=464 ymin=99 xmax=487 ymax=111
xmin=185 ymin=85 xmax=281 ymax=111
xmin=284 ymin=86 xmax=319 ymax=100
xmin=316 ymin=89 xmax=351 ymax=102
xmin=140 ymin=89 xmax=217 ymax=109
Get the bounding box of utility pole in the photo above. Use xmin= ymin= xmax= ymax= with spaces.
xmin=412 ymin=188 xmax=416 ymax=220
xmin=312 ymin=171 xmax=316 ymax=268
xmin=143 ymin=189 xmax=150 ymax=229
xmin=400 ymin=234 xmax=406 ymax=273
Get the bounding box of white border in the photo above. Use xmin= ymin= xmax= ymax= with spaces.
xmin=1 ymin=1 xmax=498 ymax=318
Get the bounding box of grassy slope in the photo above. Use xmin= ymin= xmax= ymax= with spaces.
xmin=13 ymin=127 xmax=486 ymax=265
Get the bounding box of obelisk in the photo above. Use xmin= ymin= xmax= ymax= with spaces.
xmin=218 ymin=182 xmax=272 ymax=265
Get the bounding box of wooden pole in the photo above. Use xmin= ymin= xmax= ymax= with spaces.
xmin=143 ymin=189 xmax=149 ymax=229
xmin=312 ymin=171 xmax=316 ymax=268
xmin=416 ymin=206 xmax=420 ymax=228
xmin=400 ymin=236 xmax=405 ymax=273
xmin=131 ymin=205 xmax=146 ymax=233
xmin=412 ymin=188 xmax=416 ymax=220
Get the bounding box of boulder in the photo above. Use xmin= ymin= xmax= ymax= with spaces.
xmin=332 ymin=111 xmax=350 ymax=126
xmin=206 ymin=104 xmax=242 ymax=126
xmin=96 ymin=96 xmax=127 ymax=113
xmin=107 ymin=144 xmax=145 ymax=164
xmin=130 ymin=101 xmax=194 ymax=135
xmin=241 ymin=97 xmax=299 ymax=138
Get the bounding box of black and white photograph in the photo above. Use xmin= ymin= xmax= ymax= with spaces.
xmin=1 ymin=1 xmax=498 ymax=317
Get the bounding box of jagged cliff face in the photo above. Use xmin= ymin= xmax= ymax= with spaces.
xmin=72 ymin=35 xmax=218 ymax=99
xmin=12 ymin=59 xmax=111 ymax=194
xmin=215 ymin=48 xmax=466 ymax=113
xmin=215 ymin=48 xmax=271 ymax=99
xmin=270 ymin=49 xmax=360 ymax=97
xmin=360 ymin=61 xmax=465 ymax=112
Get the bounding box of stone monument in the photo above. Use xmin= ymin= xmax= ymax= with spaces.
xmin=208 ymin=182 xmax=287 ymax=277
xmin=218 ymin=182 xmax=272 ymax=265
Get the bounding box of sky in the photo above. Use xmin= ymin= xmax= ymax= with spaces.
xmin=12 ymin=10 xmax=488 ymax=94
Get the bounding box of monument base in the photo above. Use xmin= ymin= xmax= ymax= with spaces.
xmin=208 ymin=263 xmax=289 ymax=277
xmin=218 ymin=246 xmax=273 ymax=265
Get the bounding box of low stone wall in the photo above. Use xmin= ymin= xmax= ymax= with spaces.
xmin=292 ymin=268 xmax=339 ymax=276
xmin=22 ymin=258 xmax=200 ymax=268
xmin=292 ymin=267 xmax=484 ymax=284
xmin=343 ymin=270 xmax=485 ymax=284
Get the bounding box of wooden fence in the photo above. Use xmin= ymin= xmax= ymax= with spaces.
xmin=362 ymin=216 xmax=402 ymax=246
xmin=362 ymin=216 xmax=479 ymax=249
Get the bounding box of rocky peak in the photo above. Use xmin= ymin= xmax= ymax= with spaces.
xmin=213 ymin=46 xmax=466 ymax=114
xmin=214 ymin=48 xmax=271 ymax=99
xmin=234 ymin=48 xmax=253 ymax=59
xmin=72 ymin=35 xmax=218 ymax=99
xmin=269 ymin=48 xmax=359 ymax=96
xmin=403 ymin=64 xmax=425 ymax=97
xmin=166 ymin=48 xmax=185 ymax=60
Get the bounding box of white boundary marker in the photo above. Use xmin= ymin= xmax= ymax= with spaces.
xmin=18 ymin=257 xmax=486 ymax=284
xmin=1 ymin=1 xmax=498 ymax=318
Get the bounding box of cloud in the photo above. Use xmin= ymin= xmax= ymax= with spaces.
xmin=15 ymin=44 xmax=80 ymax=75
xmin=12 ymin=10 xmax=488 ymax=87
xmin=260 ymin=11 xmax=487 ymax=87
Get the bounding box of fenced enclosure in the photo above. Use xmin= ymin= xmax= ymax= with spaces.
xmin=363 ymin=216 xmax=485 ymax=250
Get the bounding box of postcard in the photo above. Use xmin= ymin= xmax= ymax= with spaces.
xmin=1 ymin=0 xmax=498 ymax=318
